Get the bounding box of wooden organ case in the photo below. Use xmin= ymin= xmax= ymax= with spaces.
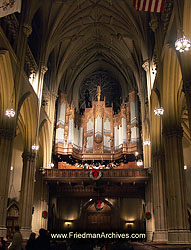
xmin=55 ymin=87 xmax=140 ymax=161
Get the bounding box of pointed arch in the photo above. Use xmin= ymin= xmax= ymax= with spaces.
xmin=17 ymin=93 xmax=38 ymax=151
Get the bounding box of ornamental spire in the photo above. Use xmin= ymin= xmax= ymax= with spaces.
xmin=97 ymin=85 xmax=101 ymax=101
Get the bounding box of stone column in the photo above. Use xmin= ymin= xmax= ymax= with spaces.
xmin=152 ymin=152 xmax=168 ymax=242
xmin=19 ymin=151 xmax=36 ymax=239
xmin=142 ymin=60 xmax=151 ymax=169
xmin=32 ymin=171 xmax=49 ymax=234
xmin=0 ymin=128 xmax=14 ymax=237
xmin=163 ymin=126 xmax=190 ymax=243
xmin=145 ymin=178 xmax=154 ymax=241
xmin=38 ymin=64 xmax=48 ymax=105
xmin=183 ymin=80 xmax=191 ymax=137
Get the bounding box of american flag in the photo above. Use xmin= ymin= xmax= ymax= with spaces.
xmin=133 ymin=0 xmax=165 ymax=13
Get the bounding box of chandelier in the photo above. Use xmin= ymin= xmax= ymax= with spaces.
xmin=175 ymin=36 xmax=191 ymax=53
xmin=48 ymin=163 xmax=54 ymax=168
xmin=5 ymin=108 xmax=15 ymax=118
xmin=32 ymin=144 xmax=39 ymax=151
xmin=154 ymin=107 xmax=164 ymax=116
xmin=143 ymin=140 xmax=151 ymax=146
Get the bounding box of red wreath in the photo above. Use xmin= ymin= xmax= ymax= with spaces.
xmin=42 ymin=210 xmax=48 ymax=219
xmin=145 ymin=212 xmax=151 ymax=220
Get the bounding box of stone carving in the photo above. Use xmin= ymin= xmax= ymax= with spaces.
xmin=23 ymin=23 xmax=32 ymax=37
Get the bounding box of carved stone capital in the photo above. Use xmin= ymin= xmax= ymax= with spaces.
xmin=41 ymin=65 xmax=48 ymax=74
xmin=149 ymin=16 xmax=159 ymax=32
xmin=163 ymin=126 xmax=183 ymax=138
xmin=142 ymin=60 xmax=149 ymax=72
xmin=22 ymin=23 xmax=32 ymax=37
xmin=0 ymin=128 xmax=14 ymax=140
xmin=52 ymin=91 xmax=58 ymax=100
xmin=22 ymin=152 xmax=36 ymax=162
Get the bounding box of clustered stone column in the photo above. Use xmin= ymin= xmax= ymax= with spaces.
xmin=163 ymin=126 xmax=190 ymax=243
xmin=152 ymin=152 xmax=167 ymax=242
xmin=38 ymin=64 xmax=48 ymax=105
xmin=183 ymin=80 xmax=191 ymax=135
xmin=19 ymin=151 xmax=36 ymax=239
xmin=0 ymin=128 xmax=14 ymax=237
xmin=145 ymin=178 xmax=154 ymax=241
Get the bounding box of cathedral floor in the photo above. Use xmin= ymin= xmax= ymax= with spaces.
xmin=132 ymin=242 xmax=191 ymax=250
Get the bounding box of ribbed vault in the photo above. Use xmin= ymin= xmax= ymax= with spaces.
xmin=29 ymin=0 xmax=154 ymax=107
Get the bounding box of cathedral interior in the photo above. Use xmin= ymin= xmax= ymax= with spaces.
xmin=1 ymin=0 xmax=191 ymax=247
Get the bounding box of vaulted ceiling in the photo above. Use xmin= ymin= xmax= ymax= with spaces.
xmin=28 ymin=0 xmax=156 ymax=106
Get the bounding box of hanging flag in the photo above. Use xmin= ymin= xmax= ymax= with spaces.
xmin=133 ymin=0 xmax=165 ymax=13
xmin=0 ymin=0 xmax=21 ymax=18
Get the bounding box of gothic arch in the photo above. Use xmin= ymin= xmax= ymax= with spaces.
xmin=17 ymin=93 xmax=38 ymax=151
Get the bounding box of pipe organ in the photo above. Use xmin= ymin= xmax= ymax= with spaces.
xmin=55 ymin=88 xmax=140 ymax=160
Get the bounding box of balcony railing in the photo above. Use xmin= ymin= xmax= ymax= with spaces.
xmin=42 ymin=168 xmax=149 ymax=181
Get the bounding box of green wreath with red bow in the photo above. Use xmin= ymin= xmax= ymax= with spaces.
xmin=42 ymin=210 xmax=48 ymax=219
xmin=90 ymin=168 xmax=102 ymax=180
xmin=95 ymin=200 xmax=104 ymax=211
xmin=145 ymin=212 xmax=151 ymax=220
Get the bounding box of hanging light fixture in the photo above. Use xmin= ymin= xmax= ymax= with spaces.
xmin=175 ymin=35 xmax=191 ymax=53
xmin=32 ymin=144 xmax=39 ymax=151
xmin=135 ymin=151 xmax=139 ymax=157
xmin=154 ymin=107 xmax=164 ymax=116
xmin=48 ymin=163 xmax=54 ymax=168
xmin=5 ymin=108 xmax=15 ymax=118
xmin=143 ymin=140 xmax=151 ymax=146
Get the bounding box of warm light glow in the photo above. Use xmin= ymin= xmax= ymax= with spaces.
xmin=175 ymin=36 xmax=191 ymax=53
xmin=64 ymin=222 xmax=72 ymax=227
xmin=10 ymin=166 xmax=14 ymax=171
xmin=143 ymin=140 xmax=151 ymax=146
xmin=32 ymin=144 xmax=39 ymax=151
xmin=125 ymin=221 xmax=134 ymax=226
xmin=154 ymin=107 xmax=164 ymax=116
xmin=5 ymin=109 xmax=15 ymax=118
xmin=137 ymin=159 xmax=143 ymax=167
xmin=184 ymin=165 xmax=187 ymax=170
xmin=48 ymin=163 xmax=54 ymax=168
xmin=135 ymin=151 xmax=139 ymax=157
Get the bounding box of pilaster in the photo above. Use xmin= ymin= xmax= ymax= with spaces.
xmin=163 ymin=126 xmax=191 ymax=243
xmin=145 ymin=178 xmax=154 ymax=241
xmin=0 ymin=128 xmax=14 ymax=237
xmin=152 ymin=152 xmax=168 ymax=242
xmin=37 ymin=64 xmax=48 ymax=104
xmin=183 ymin=80 xmax=191 ymax=137
xmin=19 ymin=151 xmax=36 ymax=239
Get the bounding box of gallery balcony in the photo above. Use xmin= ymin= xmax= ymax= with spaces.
xmin=42 ymin=167 xmax=149 ymax=184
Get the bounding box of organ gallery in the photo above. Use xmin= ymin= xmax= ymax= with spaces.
xmin=55 ymin=86 xmax=140 ymax=161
